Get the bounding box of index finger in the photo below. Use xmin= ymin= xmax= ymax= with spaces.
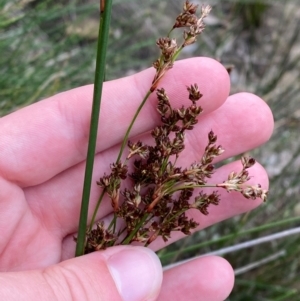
xmin=0 ymin=58 xmax=230 ymax=186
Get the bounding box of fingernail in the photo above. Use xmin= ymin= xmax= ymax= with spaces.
xmin=107 ymin=247 xmax=162 ymax=301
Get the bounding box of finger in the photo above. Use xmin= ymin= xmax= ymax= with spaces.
xmin=25 ymin=91 xmax=273 ymax=236
xmin=0 ymin=58 xmax=230 ymax=186
xmin=0 ymin=246 xmax=162 ymax=301
xmin=158 ymin=256 xmax=234 ymax=301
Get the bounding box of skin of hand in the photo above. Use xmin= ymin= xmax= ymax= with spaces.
xmin=0 ymin=57 xmax=273 ymax=301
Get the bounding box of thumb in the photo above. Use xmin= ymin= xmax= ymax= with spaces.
xmin=0 ymin=246 xmax=163 ymax=301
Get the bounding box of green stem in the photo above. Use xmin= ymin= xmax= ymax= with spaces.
xmin=167 ymin=28 xmax=174 ymax=38
xmin=121 ymin=213 xmax=149 ymax=245
xmin=172 ymin=45 xmax=184 ymax=62
xmin=165 ymin=183 xmax=217 ymax=195
xmin=160 ymin=157 xmax=170 ymax=175
xmin=88 ymin=188 xmax=106 ymax=233
xmin=112 ymin=212 xmax=117 ymax=234
xmin=165 ymin=208 xmax=187 ymax=224
xmin=108 ymin=214 xmax=117 ymax=231
xmin=75 ymin=0 xmax=113 ymax=257
xmin=116 ymin=90 xmax=152 ymax=163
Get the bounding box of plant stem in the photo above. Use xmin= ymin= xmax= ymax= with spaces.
xmin=88 ymin=188 xmax=106 ymax=233
xmin=121 ymin=213 xmax=149 ymax=245
xmin=165 ymin=183 xmax=216 ymax=195
xmin=116 ymin=90 xmax=152 ymax=163
xmin=75 ymin=0 xmax=113 ymax=257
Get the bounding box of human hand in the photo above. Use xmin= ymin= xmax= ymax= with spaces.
xmin=0 ymin=58 xmax=273 ymax=301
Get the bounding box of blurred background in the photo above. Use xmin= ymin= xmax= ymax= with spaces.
xmin=1 ymin=0 xmax=300 ymax=299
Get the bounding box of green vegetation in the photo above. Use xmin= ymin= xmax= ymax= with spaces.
xmin=1 ymin=0 xmax=300 ymax=299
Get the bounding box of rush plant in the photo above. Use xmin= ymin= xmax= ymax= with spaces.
xmin=75 ymin=0 xmax=267 ymax=256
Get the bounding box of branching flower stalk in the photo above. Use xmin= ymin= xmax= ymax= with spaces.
xmin=87 ymin=0 xmax=212 ymax=232
xmin=82 ymin=1 xmax=268 ymax=254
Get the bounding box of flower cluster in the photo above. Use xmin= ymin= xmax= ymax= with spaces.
xmin=85 ymin=85 xmax=266 ymax=253
xmin=151 ymin=2 xmax=211 ymax=91
xmin=217 ymin=156 xmax=268 ymax=201
xmin=88 ymin=84 xmax=217 ymax=251
xmin=83 ymin=1 xmax=267 ymax=254
xmin=173 ymin=1 xmax=211 ymax=46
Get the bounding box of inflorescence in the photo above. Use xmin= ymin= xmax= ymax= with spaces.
xmin=83 ymin=1 xmax=267 ymax=254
